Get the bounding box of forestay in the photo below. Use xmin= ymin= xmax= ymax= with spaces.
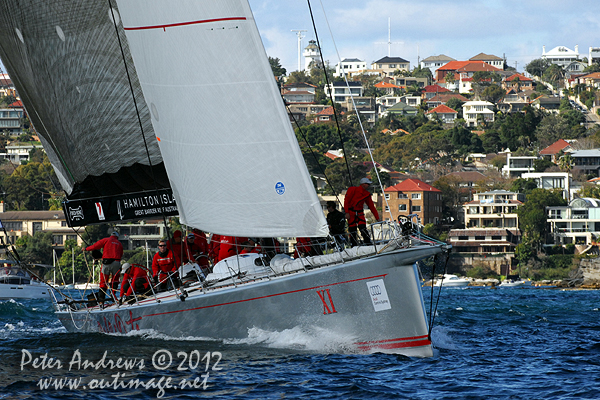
xmin=116 ymin=0 xmax=328 ymax=237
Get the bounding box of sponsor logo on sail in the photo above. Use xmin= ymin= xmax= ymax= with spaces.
xmin=275 ymin=182 xmax=285 ymax=195
xmin=117 ymin=200 xmax=124 ymax=220
xmin=95 ymin=202 xmax=105 ymax=221
xmin=69 ymin=206 xmax=84 ymax=221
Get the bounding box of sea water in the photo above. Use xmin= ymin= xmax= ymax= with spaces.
xmin=1 ymin=287 xmax=599 ymax=399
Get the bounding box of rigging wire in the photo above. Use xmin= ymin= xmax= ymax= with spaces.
xmin=310 ymin=0 xmax=394 ymax=221
xmin=108 ymin=0 xmax=173 ymax=241
xmin=306 ymin=0 xmax=354 ymax=188
xmin=285 ymin=102 xmax=343 ymax=207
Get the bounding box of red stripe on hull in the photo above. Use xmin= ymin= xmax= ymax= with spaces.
xmin=124 ymin=17 xmax=247 ymax=31
xmin=357 ymin=338 xmax=431 ymax=351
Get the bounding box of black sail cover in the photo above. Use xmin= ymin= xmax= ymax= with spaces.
xmin=0 ymin=1 xmax=177 ymax=226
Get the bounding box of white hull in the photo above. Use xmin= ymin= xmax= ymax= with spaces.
xmin=433 ymin=274 xmax=469 ymax=287
xmin=499 ymin=280 xmax=532 ymax=287
xmin=57 ymin=245 xmax=443 ymax=357
xmin=0 ymin=282 xmax=52 ymax=300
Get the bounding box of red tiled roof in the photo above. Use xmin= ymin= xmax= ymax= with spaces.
xmin=422 ymin=84 xmax=450 ymax=93
xmin=7 ymin=100 xmax=23 ymax=108
xmin=456 ymin=62 xmax=500 ymax=72
xmin=427 ymin=104 xmax=457 ymax=114
xmin=316 ymin=107 xmax=334 ymax=115
xmin=506 ymin=73 xmax=532 ymax=82
xmin=385 ymin=178 xmax=441 ymax=192
xmin=437 ymin=61 xmax=479 ymax=71
xmin=375 ymin=81 xmax=400 ymax=88
xmin=539 ymin=139 xmax=571 ymax=155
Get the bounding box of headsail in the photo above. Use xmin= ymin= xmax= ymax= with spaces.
xmin=0 ymin=1 xmax=176 ymax=225
xmin=116 ymin=0 xmax=328 ymax=237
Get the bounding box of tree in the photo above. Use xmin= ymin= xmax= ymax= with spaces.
xmin=433 ymin=175 xmax=462 ymax=223
xmin=446 ymin=97 xmax=464 ymax=113
xmin=410 ymin=66 xmax=433 ymax=80
xmin=16 ymin=231 xmax=54 ymax=266
xmin=534 ymin=158 xmax=556 ymax=172
xmin=481 ymin=84 xmax=505 ymax=103
xmin=525 ymin=58 xmax=551 ymax=78
xmin=510 ymin=178 xmax=538 ymax=195
xmin=578 ymin=183 xmax=600 ymax=199
xmin=557 ymin=153 xmax=574 ymax=172
xmin=516 ymin=188 xmax=566 ymax=252
xmin=542 ymin=64 xmax=565 ymax=88
xmin=268 ymin=57 xmax=287 ymax=88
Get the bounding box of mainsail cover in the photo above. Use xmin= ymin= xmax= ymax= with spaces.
xmin=0 ymin=1 xmax=170 ymax=200
xmin=115 ymin=0 xmax=328 ymax=237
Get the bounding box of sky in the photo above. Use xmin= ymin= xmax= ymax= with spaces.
xmin=248 ymin=0 xmax=600 ymax=74
xmin=1 ymin=1 xmax=599 ymax=77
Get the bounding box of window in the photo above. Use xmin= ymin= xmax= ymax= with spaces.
xmin=53 ymin=235 xmax=63 ymax=245
xmin=385 ymin=206 xmax=390 ymax=212
xmin=4 ymin=221 xmax=22 ymax=231
xmin=411 ymin=205 xmax=421 ymax=212
xmin=33 ymin=222 xmax=42 ymax=234
xmin=398 ymin=193 xmax=408 ymax=199
xmin=492 ymin=236 xmax=502 ymax=241
xmin=458 ymin=236 xmax=469 ymax=240
xmin=67 ymin=235 xmax=77 ymax=242
xmin=475 ymin=236 xmax=485 ymax=240
xmin=385 ymin=193 xmax=390 ymax=200
xmin=61 ymin=221 xmax=67 ymax=227
xmin=411 ymin=193 xmax=421 ymax=200
xmin=398 ymin=204 xmax=407 ymax=212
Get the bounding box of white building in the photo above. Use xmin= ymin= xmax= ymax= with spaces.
xmin=501 ymin=153 xmax=537 ymax=178
xmin=547 ymin=197 xmax=600 ymax=247
xmin=542 ymin=45 xmax=580 ymax=67
xmin=521 ymin=172 xmax=572 ymax=201
xmin=324 ymin=81 xmax=364 ymax=103
xmin=462 ymin=100 xmax=494 ymax=127
xmin=420 ymin=54 xmax=455 ymax=75
xmin=334 ymin=58 xmax=367 ymax=78
xmin=303 ymin=40 xmax=321 ymax=71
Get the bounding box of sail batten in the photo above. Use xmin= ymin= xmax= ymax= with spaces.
xmin=0 ymin=0 xmax=169 ymax=201
xmin=116 ymin=0 xmax=328 ymax=237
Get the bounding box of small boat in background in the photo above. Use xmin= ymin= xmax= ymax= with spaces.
xmin=499 ymin=279 xmax=532 ymax=287
xmin=0 ymin=261 xmax=52 ymax=300
xmin=433 ymin=274 xmax=470 ymax=287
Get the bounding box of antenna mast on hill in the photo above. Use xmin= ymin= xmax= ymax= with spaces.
xmin=375 ymin=18 xmax=403 ymax=56
xmin=291 ymin=29 xmax=307 ymax=71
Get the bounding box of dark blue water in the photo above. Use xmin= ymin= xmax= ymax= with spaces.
xmin=1 ymin=287 xmax=599 ymax=399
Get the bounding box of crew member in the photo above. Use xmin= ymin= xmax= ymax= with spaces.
xmin=152 ymin=240 xmax=177 ymax=292
xmin=119 ymin=263 xmax=151 ymax=303
xmin=85 ymin=231 xmax=123 ymax=300
xmin=344 ymin=178 xmax=380 ymax=246
xmin=166 ymin=230 xmax=185 ymax=267
xmin=326 ymin=200 xmax=347 ymax=249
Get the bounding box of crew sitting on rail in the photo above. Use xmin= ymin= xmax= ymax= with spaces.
xmin=119 ymin=263 xmax=151 ymax=304
xmin=152 ymin=240 xmax=177 ymax=292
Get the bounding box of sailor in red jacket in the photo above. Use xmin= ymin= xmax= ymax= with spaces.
xmin=218 ymin=236 xmax=247 ymax=262
xmin=85 ymin=231 xmax=123 ymax=298
xmin=209 ymin=233 xmax=222 ymax=264
xmin=166 ymin=230 xmax=185 ymax=267
xmin=119 ymin=263 xmax=150 ymax=301
xmin=152 ymin=240 xmax=177 ymax=292
xmin=344 ymin=178 xmax=380 ymax=246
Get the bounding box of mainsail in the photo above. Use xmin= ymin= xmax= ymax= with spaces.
xmin=0 ymin=1 xmax=175 ymax=225
xmin=116 ymin=0 xmax=328 ymax=237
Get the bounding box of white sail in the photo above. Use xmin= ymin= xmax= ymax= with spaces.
xmin=115 ymin=0 xmax=328 ymax=237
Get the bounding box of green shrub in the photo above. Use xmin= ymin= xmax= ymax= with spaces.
xmin=466 ymin=265 xmax=499 ymax=279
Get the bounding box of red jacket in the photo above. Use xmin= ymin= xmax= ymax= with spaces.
xmin=120 ymin=265 xmax=150 ymax=297
xmin=344 ymin=185 xmax=379 ymax=227
xmin=86 ymin=236 xmax=123 ymax=260
xmin=152 ymin=250 xmax=176 ymax=278
xmin=209 ymin=234 xmax=221 ymax=263
xmin=218 ymin=236 xmax=247 ymax=262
